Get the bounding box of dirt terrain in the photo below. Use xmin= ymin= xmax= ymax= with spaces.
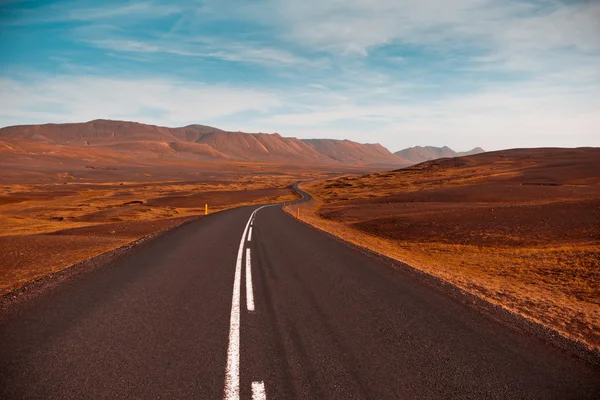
xmin=0 ymin=159 xmax=367 ymax=295
xmin=0 ymin=119 xmax=393 ymax=296
xmin=294 ymin=148 xmax=600 ymax=350
xmin=0 ymin=179 xmax=289 ymax=295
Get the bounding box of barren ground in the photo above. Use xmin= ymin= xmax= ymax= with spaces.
xmin=0 ymin=159 xmax=363 ymax=295
xmin=290 ymin=148 xmax=600 ymax=350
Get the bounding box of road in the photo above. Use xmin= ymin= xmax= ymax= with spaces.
xmin=1 ymin=186 xmax=599 ymax=399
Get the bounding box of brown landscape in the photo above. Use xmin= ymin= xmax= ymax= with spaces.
xmin=290 ymin=148 xmax=600 ymax=350
xmin=0 ymin=120 xmax=391 ymax=295
xmin=0 ymin=176 xmax=302 ymax=295
xmin=3 ymin=119 xmax=598 ymax=353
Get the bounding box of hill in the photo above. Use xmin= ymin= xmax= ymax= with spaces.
xmin=394 ymin=145 xmax=484 ymax=163
xmin=0 ymin=119 xmax=410 ymax=166
xmin=299 ymin=147 xmax=600 ymax=351
xmin=303 ymin=139 xmax=408 ymax=165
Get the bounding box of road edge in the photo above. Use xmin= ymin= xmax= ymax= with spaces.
xmin=285 ymin=182 xmax=600 ymax=368
xmin=1 ymin=185 xmax=303 ymax=313
xmin=0 ymin=214 xmax=201 ymax=314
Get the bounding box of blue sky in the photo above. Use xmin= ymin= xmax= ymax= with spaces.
xmin=1 ymin=0 xmax=599 ymax=151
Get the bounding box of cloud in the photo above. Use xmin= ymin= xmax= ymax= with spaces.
xmin=212 ymin=1 xmax=586 ymax=79
xmin=1 ymin=72 xmax=599 ymax=152
xmin=201 ymin=0 xmax=600 ymax=67
xmin=0 ymin=75 xmax=281 ymax=127
xmin=1 ymin=0 xmax=599 ymax=152
xmin=0 ymin=1 xmax=184 ymax=27
xmin=83 ymin=37 xmax=323 ymax=68
xmin=255 ymin=79 xmax=600 ymax=150
xmin=87 ymin=39 xmax=164 ymax=54
xmin=66 ymin=1 xmax=183 ymax=21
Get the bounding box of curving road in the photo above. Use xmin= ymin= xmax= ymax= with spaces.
xmin=1 ymin=186 xmax=599 ymax=399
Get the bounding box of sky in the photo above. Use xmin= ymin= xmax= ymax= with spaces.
xmin=1 ymin=0 xmax=599 ymax=152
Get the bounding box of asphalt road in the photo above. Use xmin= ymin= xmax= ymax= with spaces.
xmin=1 ymin=186 xmax=599 ymax=399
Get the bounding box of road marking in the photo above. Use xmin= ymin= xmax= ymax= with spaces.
xmin=246 ymin=248 xmax=255 ymax=311
xmin=224 ymin=205 xmax=268 ymax=400
xmin=248 ymin=227 xmax=253 ymax=241
xmin=252 ymin=381 xmax=267 ymax=400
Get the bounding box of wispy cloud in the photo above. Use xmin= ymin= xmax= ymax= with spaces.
xmin=1 ymin=0 xmax=599 ymax=151
xmin=192 ymin=0 xmax=600 ymax=81
xmin=254 ymin=78 xmax=600 ymax=150
xmin=227 ymin=0 xmax=600 ymax=57
xmin=1 ymin=71 xmax=599 ymax=151
xmin=0 ymin=75 xmax=281 ymax=127
xmin=84 ymin=37 xmax=322 ymax=67
xmin=65 ymin=1 xmax=183 ymax=21
xmin=1 ymin=1 xmax=184 ymax=26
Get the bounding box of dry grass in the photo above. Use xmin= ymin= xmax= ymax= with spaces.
xmin=0 ymin=171 xmax=309 ymax=295
xmin=1 ymin=137 xmax=378 ymax=295
xmin=287 ymin=148 xmax=600 ymax=350
xmin=0 ymin=178 xmax=298 ymax=237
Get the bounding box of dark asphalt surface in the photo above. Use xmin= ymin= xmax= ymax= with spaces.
xmin=1 ymin=186 xmax=599 ymax=399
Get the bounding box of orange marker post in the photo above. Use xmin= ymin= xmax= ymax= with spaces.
xmin=205 ymin=204 xmax=208 ymax=215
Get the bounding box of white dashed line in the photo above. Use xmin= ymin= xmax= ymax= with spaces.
xmin=224 ymin=205 xmax=268 ymax=400
xmin=246 ymin=248 xmax=255 ymax=312
xmin=248 ymin=227 xmax=253 ymax=241
xmin=252 ymin=381 xmax=267 ymax=400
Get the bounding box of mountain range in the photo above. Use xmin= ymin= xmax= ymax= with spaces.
xmin=0 ymin=120 xmax=410 ymax=166
xmin=0 ymin=119 xmax=484 ymax=166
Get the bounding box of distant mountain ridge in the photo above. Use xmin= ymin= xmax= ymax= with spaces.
xmin=0 ymin=119 xmax=411 ymax=166
xmin=394 ymin=146 xmax=485 ymax=164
